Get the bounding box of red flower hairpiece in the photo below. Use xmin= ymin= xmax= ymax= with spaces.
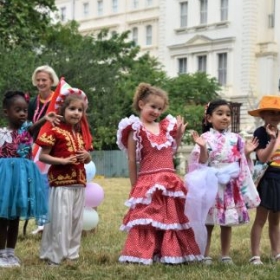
xmin=24 ymin=93 xmax=30 ymax=103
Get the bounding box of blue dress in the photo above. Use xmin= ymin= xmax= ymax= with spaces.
xmin=0 ymin=122 xmax=48 ymax=224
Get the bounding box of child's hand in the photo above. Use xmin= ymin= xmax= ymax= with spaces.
xmin=266 ymin=124 xmax=278 ymax=139
xmin=245 ymin=137 xmax=259 ymax=155
xmin=76 ymin=149 xmax=91 ymax=163
xmin=192 ymin=131 xmax=206 ymax=147
xmin=61 ymin=155 xmax=78 ymax=165
xmin=176 ymin=115 xmax=188 ymax=140
xmin=45 ymin=112 xmax=63 ymax=127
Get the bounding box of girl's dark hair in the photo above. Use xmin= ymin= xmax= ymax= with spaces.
xmin=2 ymin=91 xmax=27 ymax=109
xmin=202 ymin=99 xmax=231 ymax=133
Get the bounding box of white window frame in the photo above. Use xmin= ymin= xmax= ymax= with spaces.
xmin=83 ymin=2 xmax=89 ymax=16
xmin=132 ymin=27 xmax=138 ymax=45
xmin=112 ymin=0 xmax=118 ymax=13
xmin=60 ymin=6 xmax=66 ymax=21
xmin=97 ymin=0 xmax=103 ymax=16
xmin=200 ymin=0 xmax=208 ymax=24
xmin=198 ymin=55 xmax=207 ymax=72
xmin=180 ymin=2 xmax=188 ymax=28
xmin=220 ymin=0 xmax=228 ymax=21
xmin=146 ymin=0 xmax=153 ymax=7
xmin=132 ymin=0 xmax=139 ymax=9
xmin=146 ymin=25 xmax=152 ymax=45
xmin=268 ymin=14 xmax=274 ymax=28
xmin=218 ymin=53 xmax=227 ymax=85
xmin=178 ymin=58 xmax=187 ymax=74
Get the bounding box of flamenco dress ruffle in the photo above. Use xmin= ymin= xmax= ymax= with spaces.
xmin=117 ymin=115 xmax=202 ymax=265
xmin=0 ymin=158 xmax=48 ymax=224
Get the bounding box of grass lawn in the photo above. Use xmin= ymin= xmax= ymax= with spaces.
xmin=1 ymin=177 xmax=280 ymax=280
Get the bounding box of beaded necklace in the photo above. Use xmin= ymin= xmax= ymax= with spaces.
xmin=33 ymin=92 xmax=54 ymax=123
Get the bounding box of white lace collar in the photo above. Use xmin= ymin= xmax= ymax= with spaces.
xmin=0 ymin=127 xmax=12 ymax=146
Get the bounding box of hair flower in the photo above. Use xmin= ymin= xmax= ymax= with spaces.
xmin=24 ymin=93 xmax=30 ymax=103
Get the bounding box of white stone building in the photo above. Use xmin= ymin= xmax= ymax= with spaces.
xmin=55 ymin=0 xmax=161 ymax=58
xmin=160 ymin=0 xmax=280 ymax=131
xmin=54 ymin=0 xmax=280 ymax=131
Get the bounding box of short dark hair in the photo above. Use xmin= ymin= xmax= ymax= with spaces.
xmin=2 ymin=91 xmax=26 ymax=109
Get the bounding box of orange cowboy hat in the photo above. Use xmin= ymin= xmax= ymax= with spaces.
xmin=248 ymin=95 xmax=280 ymax=117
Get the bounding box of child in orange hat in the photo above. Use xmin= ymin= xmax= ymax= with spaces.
xmin=248 ymin=95 xmax=280 ymax=265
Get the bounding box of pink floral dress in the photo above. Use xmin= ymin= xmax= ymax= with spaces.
xmin=117 ymin=115 xmax=202 ymax=265
xmin=188 ymin=129 xmax=260 ymax=226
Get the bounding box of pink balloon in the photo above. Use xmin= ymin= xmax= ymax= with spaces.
xmin=85 ymin=183 xmax=105 ymax=208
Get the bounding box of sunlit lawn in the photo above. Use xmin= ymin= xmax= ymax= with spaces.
xmin=1 ymin=177 xmax=280 ymax=280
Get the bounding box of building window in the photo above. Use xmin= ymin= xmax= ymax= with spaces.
xmin=146 ymin=25 xmax=152 ymax=45
xmin=221 ymin=0 xmax=228 ymax=21
xmin=112 ymin=0 xmax=118 ymax=13
xmin=97 ymin=0 xmax=103 ymax=16
xmin=218 ymin=53 xmax=227 ymax=85
xmin=198 ymin=55 xmax=207 ymax=72
xmin=200 ymin=0 xmax=207 ymax=24
xmin=60 ymin=7 xmax=66 ymax=21
xmin=180 ymin=2 xmax=188 ymax=28
xmin=268 ymin=14 xmax=275 ymax=28
xmin=132 ymin=0 xmax=139 ymax=9
xmin=178 ymin=58 xmax=187 ymax=74
xmin=83 ymin=2 xmax=89 ymax=16
xmin=146 ymin=0 xmax=153 ymax=7
xmin=132 ymin=27 xmax=138 ymax=45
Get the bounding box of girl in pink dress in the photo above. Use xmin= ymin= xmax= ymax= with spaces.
xmin=117 ymin=83 xmax=203 ymax=265
xmin=186 ymin=99 xmax=260 ymax=265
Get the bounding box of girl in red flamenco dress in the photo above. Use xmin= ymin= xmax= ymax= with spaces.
xmin=116 ymin=83 xmax=203 ymax=265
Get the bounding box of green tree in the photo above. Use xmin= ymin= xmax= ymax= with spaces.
xmin=0 ymin=11 xmax=221 ymax=149
xmin=116 ymin=53 xmax=169 ymax=117
xmin=36 ymin=26 xmax=168 ymax=149
xmin=0 ymin=42 xmax=39 ymax=126
xmin=165 ymin=72 xmax=221 ymax=135
xmin=0 ymin=0 xmax=56 ymax=48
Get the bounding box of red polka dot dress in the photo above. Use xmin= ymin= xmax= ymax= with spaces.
xmin=117 ymin=115 xmax=203 ymax=265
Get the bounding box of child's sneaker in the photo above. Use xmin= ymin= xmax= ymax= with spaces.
xmin=7 ymin=255 xmax=21 ymax=267
xmin=249 ymin=256 xmax=263 ymax=265
xmin=220 ymin=256 xmax=234 ymax=265
xmin=47 ymin=260 xmax=60 ymax=267
xmin=0 ymin=255 xmax=13 ymax=268
xmin=31 ymin=225 xmax=44 ymax=235
xmin=202 ymin=256 xmax=213 ymax=265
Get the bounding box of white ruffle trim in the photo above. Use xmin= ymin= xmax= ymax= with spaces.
xmin=165 ymin=114 xmax=177 ymax=154
xmin=120 ymin=219 xmax=191 ymax=232
xmin=125 ymin=183 xmax=185 ymax=208
xmin=116 ymin=115 xmax=143 ymax=161
xmin=148 ymin=115 xmax=177 ymax=152
xmin=159 ymin=254 xmax=203 ymax=263
xmin=116 ymin=115 xmax=178 ymax=162
xmin=119 ymin=256 xmax=153 ymax=265
xmin=119 ymin=254 xmax=203 ymax=265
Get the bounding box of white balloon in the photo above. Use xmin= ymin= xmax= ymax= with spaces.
xmin=84 ymin=161 xmax=96 ymax=182
xmin=82 ymin=208 xmax=99 ymax=231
